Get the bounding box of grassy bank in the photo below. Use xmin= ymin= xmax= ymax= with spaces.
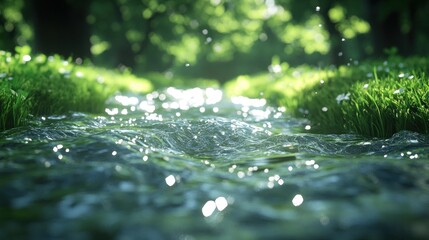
xmin=2 ymin=46 xmax=428 ymax=138
xmin=225 ymin=57 xmax=429 ymax=138
xmin=0 ymin=47 xmax=153 ymax=130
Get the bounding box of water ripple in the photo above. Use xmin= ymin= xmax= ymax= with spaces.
xmin=1 ymin=88 xmax=429 ymax=239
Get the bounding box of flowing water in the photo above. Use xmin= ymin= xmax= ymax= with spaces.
xmin=1 ymin=87 xmax=429 ymax=239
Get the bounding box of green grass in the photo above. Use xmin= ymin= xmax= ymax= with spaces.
xmin=0 ymin=47 xmax=153 ymax=130
xmin=3 ymin=46 xmax=428 ymax=138
xmin=225 ymin=57 xmax=429 ymax=138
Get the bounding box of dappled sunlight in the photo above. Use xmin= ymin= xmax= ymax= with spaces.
xmin=2 ymin=0 xmax=429 ymax=239
xmin=165 ymin=174 xmax=176 ymax=186
xmin=2 ymin=86 xmax=429 ymax=239
xmin=202 ymin=196 xmax=229 ymax=217
xmin=292 ymin=194 xmax=304 ymax=207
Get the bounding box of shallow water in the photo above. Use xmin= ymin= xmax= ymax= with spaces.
xmin=1 ymin=87 xmax=429 ymax=239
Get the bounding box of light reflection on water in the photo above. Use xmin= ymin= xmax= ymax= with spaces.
xmin=1 ymin=87 xmax=429 ymax=239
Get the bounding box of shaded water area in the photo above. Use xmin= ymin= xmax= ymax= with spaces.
xmin=1 ymin=88 xmax=429 ymax=239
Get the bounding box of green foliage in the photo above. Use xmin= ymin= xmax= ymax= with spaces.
xmin=0 ymin=0 xmax=32 ymax=50
xmin=0 ymin=47 xmax=153 ymax=130
xmin=341 ymin=59 xmax=429 ymax=137
xmin=225 ymin=57 xmax=429 ymax=138
xmin=84 ymin=0 xmax=401 ymax=81
xmin=142 ymin=72 xmax=218 ymax=89
xmin=225 ymin=57 xmax=334 ymax=111
xmin=4 ymin=0 xmax=429 ymax=81
xmin=88 ymin=0 xmax=271 ymax=70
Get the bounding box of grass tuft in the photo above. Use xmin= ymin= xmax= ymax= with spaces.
xmin=225 ymin=57 xmax=429 ymax=138
xmin=0 ymin=47 xmax=153 ymax=130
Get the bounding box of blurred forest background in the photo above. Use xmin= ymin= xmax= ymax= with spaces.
xmin=1 ymin=0 xmax=429 ymax=81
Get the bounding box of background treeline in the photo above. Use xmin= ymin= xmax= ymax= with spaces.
xmin=1 ymin=0 xmax=429 ymax=81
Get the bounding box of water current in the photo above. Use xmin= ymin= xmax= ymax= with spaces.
xmin=1 ymin=87 xmax=429 ymax=239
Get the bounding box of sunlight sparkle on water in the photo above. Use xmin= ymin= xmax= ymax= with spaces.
xmin=53 ymin=144 xmax=63 ymax=152
xmin=165 ymin=175 xmax=176 ymax=186
xmin=202 ymin=200 xmax=216 ymax=217
xmin=232 ymin=96 xmax=272 ymax=120
xmin=164 ymin=87 xmax=223 ymax=110
xmin=250 ymin=109 xmax=272 ymax=120
xmin=115 ymin=95 xmax=139 ymax=106
xmin=144 ymin=113 xmax=163 ymax=121
xmin=292 ymin=194 xmax=304 ymax=206
xmin=228 ymin=165 xmax=237 ymax=173
xmin=139 ymin=101 xmax=156 ymax=113
xmin=237 ymin=171 xmax=245 ymax=178
xmin=232 ymin=96 xmax=266 ymax=108
xmin=305 ymin=160 xmax=315 ymax=166
xmin=202 ymin=197 xmax=229 ymax=217
xmin=215 ymin=197 xmax=228 ymax=211
xmin=105 ymin=108 xmax=119 ymax=116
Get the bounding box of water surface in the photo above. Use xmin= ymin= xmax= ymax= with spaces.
xmin=1 ymin=88 xmax=429 ymax=239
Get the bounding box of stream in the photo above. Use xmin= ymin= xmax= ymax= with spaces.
xmin=1 ymin=87 xmax=429 ymax=239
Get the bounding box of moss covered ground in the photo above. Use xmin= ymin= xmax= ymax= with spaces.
xmin=225 ymin=57 xmax=429 ymax=138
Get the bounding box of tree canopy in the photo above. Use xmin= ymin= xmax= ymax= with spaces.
xmin=1 ymin=0 xmax=428 ymax=81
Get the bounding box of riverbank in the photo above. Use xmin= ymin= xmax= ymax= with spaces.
xmin=0 ymin=48 xmax=221 ymax=131
xmin=0 ymin=47 xmax=153 ymax=130
xmin=225 ymin=57 xmax=429 ymax=138
xmin=1 ymin=48 xmax=428 ymax=137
